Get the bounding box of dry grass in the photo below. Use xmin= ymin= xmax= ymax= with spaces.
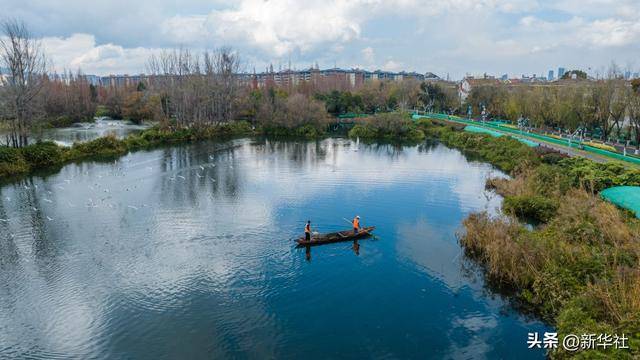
xmin=461 ymin=168 xmax=640 ymax=357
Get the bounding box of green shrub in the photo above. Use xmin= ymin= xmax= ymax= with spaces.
xmin=21 ymin=142 xmax=63 ymax=168
xmin=348 ymin=112 xmax=425 ymax=143
xmin=218 ymin=120 xmax=254 ymax=137
xmin=295 ymin=124 xmax=323 ymax=139
xmin=414 ymin=118 xmax=432 ymax=127
xmin=348 ymin=124 xmax=377 ymax=139
xmin=47 ymin=115 xmax=76 ymax=128
xmin=95 ymin=105 xmax=110 ymax=117
xmin=503 ymin=195 xmax=559 ymax=223
xmin=66 ymin=134 xmax=128 ymax=160
xmin=262 ymin=124 xmax=324 ymax=139
xmin=406 ymin=128 xmax=426 ymax=142
xmin=559 ymin=157 xmax=640 ymax=192
xmin=123 ymin=134 xmax=151 ymax=149
xmin=0 ymin=146 xmax=29 ymax=177
xmin=427 ymin=125 xmax=540 ymax=173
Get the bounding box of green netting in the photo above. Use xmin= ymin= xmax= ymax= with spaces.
xmin=600 ymin=186 xmax=640 ymax=218
xmin=464 ymin=125 xmax=504 ymax=137
xmin=413 ymin=113 xmax=640 ymax=165
xmin=338 ymin=113 xmax=369 ymax=119
xmin=464 ymin=125 xmax=539 ymax=147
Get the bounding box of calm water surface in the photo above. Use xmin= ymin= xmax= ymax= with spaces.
xmin=31 ymin=117 xmax=149 ymax=146
xmin=0 ymin=138 xmax=548 ymax=359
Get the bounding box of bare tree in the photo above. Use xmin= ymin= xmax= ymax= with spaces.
xmin=146 ymin=47 xmax=242 ymax=128
xmin=628 ymin=86 xmax=640 ymax=153
xmin=0 ymin=19 xmax=47 ymax=147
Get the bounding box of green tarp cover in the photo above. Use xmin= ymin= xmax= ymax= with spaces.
xmin=600 ymin=186 xmax=640 ymax=218
xmin=464 ymin=125 xmax=539 ymax=147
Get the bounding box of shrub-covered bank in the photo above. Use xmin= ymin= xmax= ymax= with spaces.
xmin=424 ymin=122 xmax=640 ymax=358
xmin=348 ymin=112 xmax=426 ymax=143
xmin=0 ymin=121 xmax=257 ymax=179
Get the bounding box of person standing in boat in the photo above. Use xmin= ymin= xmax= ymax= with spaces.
xmin=352 ymin=216 xmax=360 ymax=234
xmin=305 ymin=220 xmax=312 ymax=242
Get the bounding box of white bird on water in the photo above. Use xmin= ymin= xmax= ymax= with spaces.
xmin=199 ymin=165 xmax=205 ymax=170
xmin=23 ymin=185 xmax=30 ymax=190
xmin=43 ymin=198 xmax=53 ymax=203
xmin=46 ymin=216 xmax=54 ymax=221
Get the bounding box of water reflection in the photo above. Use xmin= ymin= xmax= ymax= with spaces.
xmin=0 ymin=138 xmax=548 ymax=359
xmin=302 ymin=239 xmax=365 ymax=262
xmin=31 ymin=117 xmax=149 ymax=146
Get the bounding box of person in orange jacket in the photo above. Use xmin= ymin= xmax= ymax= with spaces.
xmin=352 ymin=216 xmax=360 ymax=234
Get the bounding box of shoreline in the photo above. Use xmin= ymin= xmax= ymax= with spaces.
xmin=2 ymin=120 xmax=639 ymax=358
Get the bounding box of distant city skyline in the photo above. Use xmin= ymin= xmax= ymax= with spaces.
xmin=2 ymin=0 xmax=639 ymax=80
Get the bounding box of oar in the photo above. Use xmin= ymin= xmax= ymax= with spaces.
xmin=342 ymin=217 xmax=378 ymax=239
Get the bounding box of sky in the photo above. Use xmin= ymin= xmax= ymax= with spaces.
xmin=2 ymin=0 xmax=640 ymax=79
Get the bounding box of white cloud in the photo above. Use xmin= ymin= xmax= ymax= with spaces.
xmin=585 ymin=19 xmax=640 ymax=47
xmin=163 ymin=0 xmax=364 ymax=57
xmin=42 ymin=34 xmax=157 ymax=75
xmin=361 ymin=47 xmax=375 ymax=63
xmin=382 ymin=60 xmax=403 ymax=71
xmin=4 ymin=0 xmax=640 ymax=77
xmin=518 ymin=15 xmax=640 ymax=49
xmin=159 ymin=0 xmax=539 ymax=58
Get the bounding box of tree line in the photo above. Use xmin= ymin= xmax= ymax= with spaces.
xmin=466 ymin=75 xmax=640 ymax=147
xmin=3 ymin=18 xmax=640 ymax=149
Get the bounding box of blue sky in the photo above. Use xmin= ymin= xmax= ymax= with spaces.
xmin=2 ymin=0 xmax=639 ymax=79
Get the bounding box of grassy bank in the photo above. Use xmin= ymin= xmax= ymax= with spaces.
xmin=0 ymin=121 xmax=256 ymax=180
xmin=424 ymin=123 xmax=640 ymax=358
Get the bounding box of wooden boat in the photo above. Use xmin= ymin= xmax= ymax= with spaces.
xmin=296 ymin=226 xmax=375 ymax=247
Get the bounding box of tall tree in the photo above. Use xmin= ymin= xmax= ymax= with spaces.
xmin=628 ymin=87 xmax=640 ymax=152
xmin=0 ymin=19 xmax=47 ymax=147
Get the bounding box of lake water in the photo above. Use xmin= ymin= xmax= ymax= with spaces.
xmin=0 ymin=138 xmax=549 ymax=359
xmin=32 ymin=117 xmax=149 ymax=146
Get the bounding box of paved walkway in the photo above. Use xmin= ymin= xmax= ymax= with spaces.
xmin=426 ymin=115 xmax=640 ymax=168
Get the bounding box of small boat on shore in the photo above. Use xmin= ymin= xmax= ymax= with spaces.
xmin=296 ymin=226 xmax=375 ymax=247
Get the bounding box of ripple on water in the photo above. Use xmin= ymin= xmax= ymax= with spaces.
xmin=0 ymin=138 xmax=548 ymax=359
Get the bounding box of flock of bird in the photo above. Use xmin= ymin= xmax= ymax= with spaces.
xmin=0 ymin=151 xmax=232 ymax=240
